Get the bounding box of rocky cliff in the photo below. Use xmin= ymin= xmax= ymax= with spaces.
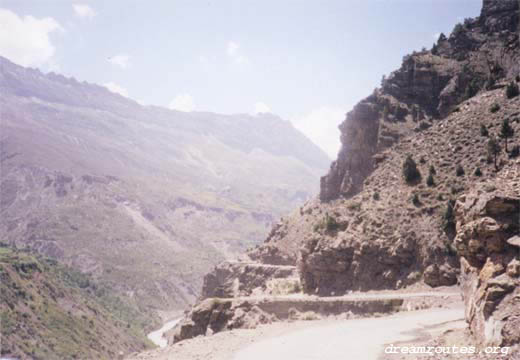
xmin=170 ymin=0 xmax=520 ymax=349
xmin=454 ymin=172 xmax=519 ymax=347
xmin=321 ymin=0 xmax=519 ymax=202
xmin=251 ymin=0 xmax=519 ymax=294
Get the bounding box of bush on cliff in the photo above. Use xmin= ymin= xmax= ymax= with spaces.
xmin=403 ymin=155 xmax=421 ymax=183
xmin=506 ymin=81 xmax=519 ymax=99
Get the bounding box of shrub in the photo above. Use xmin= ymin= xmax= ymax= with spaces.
xmin=516 ymin=74 xmax=520 ymax=82
xmin=314 ymin=213 xmax=340 ymax=233
xmin=426 ymin=173 xmax=435 ymax=187
xmin=412 ymin=193 xmax=420 ymax=206
xmin=443 ymin=200 xmax=456 ymax=231
xmin=465 ymin=78 xmax=480 ymax=98
xmin=429 ymin=165 xmax=436 ymax=175
xmin=506 ymin=81 xmax=520 ymax=99
xmin=510 ymin=145 xmax=520 ymax=158
xmin=325 ymin=214 xmax=339 ymax=232
xmin=480 ymin=124 xmax=489 ymax=137
xmin=499 ymin=118 xmax=515 ymax=152
xmin=474 ymin=167 xmax=482 ymax=176
xmin=490 ymin=103 xmax=500 ymax=113
xmin=373 ymin=191 xmax=380 ymax=201
xmin=487 ymin=136 xmax=501 ymax=169
xmin=403 ymin=155 xmax=421 ymax=183
xmin=456 ymin=164 xmax=465 ymax=176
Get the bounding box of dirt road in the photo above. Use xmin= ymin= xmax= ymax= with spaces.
xmin=129 ymin=306 xmax=465 ymax=360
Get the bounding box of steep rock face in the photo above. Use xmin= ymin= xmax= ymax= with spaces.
xmin=201 ymin=261 xmax=298 ymax=299
xmin=455 ymin=186 xmax=520 ymax=347
xmin=249 ymin=0 xmax=519 ymax=292
xmin=263 ymin=82 xmax=520 ymax=295
xmin=320 ymin=0 xmax=519 ymax=202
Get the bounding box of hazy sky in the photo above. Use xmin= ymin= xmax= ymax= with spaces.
xmin=0 ymin=0 xmax=481 ymax=157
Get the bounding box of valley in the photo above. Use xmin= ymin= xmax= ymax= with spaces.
xmin=1 ymin=0 xmax=520 ymax=359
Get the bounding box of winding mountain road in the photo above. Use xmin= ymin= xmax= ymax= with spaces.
xmin=130 ymin=305 xmax=465 ymax=360
xmin=233 ymin=308 xmax=465 ymax=360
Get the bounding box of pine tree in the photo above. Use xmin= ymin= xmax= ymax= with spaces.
xmin=426 ymin=173 xmax=435 ymax=187
xmin=499 ymin=119 xmax=514 ymax=152
xmin=487 ymin=136 xmax=501 ymax=170
xmin=506 ymin=81 xmax=520 ymax=99
xmin=480 ymin=124 xmax=488 ymax=137
xmin=402 ymin=155 xmax=421 ymax=183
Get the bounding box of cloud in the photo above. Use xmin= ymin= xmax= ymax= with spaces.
xmin=103 ymin=82 xmax=128 ymax=97
xmin=168 ymin=94 xmax=195 ymax=112
xmin=227 ymin=41 xmax=247 ymax=64
xmin=291 ymin=106 xmax=347 ymax=158
xmin=433 ymin=32 xmax=441 ymax=41
xmin=0 ymin=8 xmax=63 ymax=68
xmin=107 ymin=54 xmax=130 ymax=69
xmin=73 ymin=4 xmax=96 ymax=19
xmin=253 ymin=102 xmax=271 ymax=115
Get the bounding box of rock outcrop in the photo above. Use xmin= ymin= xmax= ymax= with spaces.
xmin=320 ymin=0 xmax=519 ymax=202
xmin=201 ymin=261 xmax=298 ymax=299
xmin=175 ymin=0 xmax=520 ymax=350
xmin=455 ymin=188 xmax=520 ymax=347
xmin=252 ymin=0 xmax=520 ymax=295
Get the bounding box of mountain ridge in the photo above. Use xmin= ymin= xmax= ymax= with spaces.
xmin=0 ymin=55 xmax=330 ymax=314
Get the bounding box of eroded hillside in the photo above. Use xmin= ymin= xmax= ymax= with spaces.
xmin=0 ymin=56 xmax=330 ymax=312
xmin=250 ymin=0 xmax=520 ymax=295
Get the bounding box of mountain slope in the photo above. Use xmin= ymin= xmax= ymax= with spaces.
xmin=249 ymin=0 xmax=519 ymax=292
xmin=0 ymin=245 xmax=157 ymax=360
xmin=0 ymin=56 xmax=330 ymax=312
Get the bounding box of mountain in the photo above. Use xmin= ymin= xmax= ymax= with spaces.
xmin=0 ymin=245 xmax=156 ymax=359
xmin=187 ymin=0 xmax=520 ymax=349
xmin=0 ymin=55 xmax=330 ymax=313
xmin=253 ymin=0 xmax=519 ymax=289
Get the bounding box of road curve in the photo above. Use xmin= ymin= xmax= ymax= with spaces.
xmin=233 ymin=308 xmax=464 ymax=360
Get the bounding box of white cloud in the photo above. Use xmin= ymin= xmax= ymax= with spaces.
xmin=103 ymin=82 xmax=128 ymax=97
xmin=168 ymin=94 xmax=195 ymax=112
xmin=253 ymin=102 xmax=271 ymax=115
xmin=73 ymin=4 xmax=96 ymax=19
xmin=291 ymin=106 xmax=347 ymax=158
xmin=107 ymin=54 xmax=130 ymax=69
xmin=227 ymin=41 xmax=247 ymax=64
xmin=227 ymin=42 xmax=239 ymax=57
xmin=0 ymin=9 xmax=63 ymax=68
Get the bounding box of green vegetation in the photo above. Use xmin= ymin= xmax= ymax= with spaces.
xmin=411 ymin=193 xmax=421 ymax=206
xmin=373 ymin=191 xmax=380 ymax=201
xmin=426 ymin=173 xmax=435 ymax=187
xmin=455 ymin=164 xmax=465 ymax=177
xmin=480 ymin=124 xmax=489 ymax=137
xmin=465 ymin=78 xmax=480 ymax=99
xmin=403 ymin=155 xmax=421 ymax=183
xmin=487 ymin=136 xmax=501 ymax=170
xmin=0 ymin=246 xmax=156 ymax=360
xmin=474 ymin=167 xmax=482 ymax=177
xmin=490 ymin=103 xmax=500 ymax=113
xmin=314 ymin=213 xmax=341 ymax=233
xmin=428 ymin=165 xmax=436 ymax=175
xmin=443 ymin=200 xmax=456 ymax=232
xmin=499 ymin=118 xmax=514 ymax=152
xmin=510 ymin=145 xmax=519 ymax=158
xmin=506 ymin=81 xmax=519 ymax=99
